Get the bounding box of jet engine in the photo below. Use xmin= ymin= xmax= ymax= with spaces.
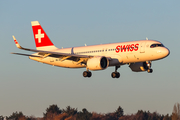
xmin=87 ymin=56 xmax=109 ymax=71
xmin=129 ymin=62 xmax=150 ymax=72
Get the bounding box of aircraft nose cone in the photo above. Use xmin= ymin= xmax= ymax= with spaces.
xmin=163 ymin=48 xmax=170 ymax=57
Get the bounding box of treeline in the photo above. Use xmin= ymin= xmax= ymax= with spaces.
xmin=1 ymin=103 xmax=180 ymax=120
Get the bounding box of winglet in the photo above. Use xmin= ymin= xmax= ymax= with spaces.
xmin=12 ymin=36 xmax=22 ymax=49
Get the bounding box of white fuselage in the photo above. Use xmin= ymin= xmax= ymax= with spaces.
xmin=29 ymin=40 xmax=169 ymax=70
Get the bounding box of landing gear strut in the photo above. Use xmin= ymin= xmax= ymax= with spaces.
xmin=146 ymin=61 xmax=153 ymax=73
xmin=111 ymin=66 xmax=120 ymax=78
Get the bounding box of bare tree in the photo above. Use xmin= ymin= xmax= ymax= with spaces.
xmin=172 ymin=103 xmax=180 ymax=120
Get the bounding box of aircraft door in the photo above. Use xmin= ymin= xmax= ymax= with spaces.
xmin=140 ymin=42 xmax=146 ymax=53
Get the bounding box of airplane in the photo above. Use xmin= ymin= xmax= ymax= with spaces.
xmin=12 ymin=21 xmax=170 ymax=78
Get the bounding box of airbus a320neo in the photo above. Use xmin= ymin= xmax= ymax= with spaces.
xmin=12 ymin=21 xmax=170 ymax=78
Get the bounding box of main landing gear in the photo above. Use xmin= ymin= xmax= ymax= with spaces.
xmin=146 ymin=61 xmax=153 ymax=73
xmin=111 ymin=66 xmax=120 ymax=78
xmin=83 ymin=71 xmax=92 ymax=78
xmin=83 ymin=66 xmax=121 ymax=78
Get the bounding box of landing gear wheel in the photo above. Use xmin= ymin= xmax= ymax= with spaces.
xmin=111 ymin=72 xmax=116 ymax=78
xmin=147 ymin=69 xmax=153 ymax=73
xmin=111 ymin=66 xmax=121 ymax=78
xmin=111 ymin=72 xmax=120 ymax=78
xmin=83 ymin=71 xmax=92 ymax=77
xmin=87 ymin=71 xmax=92 ymax=77
xmin=116 ymin=72 xmax=120 ymax=78
xmin=83 ymin=71 xmax=88 ymax=77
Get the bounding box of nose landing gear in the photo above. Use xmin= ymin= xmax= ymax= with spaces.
xmin=146 ymin=61 xmax=153 ymax=73
xmin=147 ymin=68 xmax=153 ymax=73
xmin=111 ymin=66 xmax=120 ymax=78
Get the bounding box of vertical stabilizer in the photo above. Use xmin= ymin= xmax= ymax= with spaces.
xmin=31 ymin=21 xmax=57 ymax=50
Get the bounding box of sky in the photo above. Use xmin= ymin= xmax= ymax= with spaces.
xmin=0 ymin=0 xmax=180 ymax=117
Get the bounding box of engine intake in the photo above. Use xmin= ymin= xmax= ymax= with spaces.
xmin=87 ymin=57 xmax=109 ymax=71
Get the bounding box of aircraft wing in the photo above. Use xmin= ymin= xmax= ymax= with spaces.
xmin=11 ymin=52 xmax=41 ymax=57
xmin=12 ymin=36 xmax=92 ymax=61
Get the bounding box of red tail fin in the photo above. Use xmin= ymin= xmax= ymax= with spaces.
xmin=31 ymin=21 xmax=57 ymax=50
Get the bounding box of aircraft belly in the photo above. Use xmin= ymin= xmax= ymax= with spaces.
xmin=52 ymin=60 xmax=85 ymax=68
xmin=29 ymin=57 xmax=85 ymax=68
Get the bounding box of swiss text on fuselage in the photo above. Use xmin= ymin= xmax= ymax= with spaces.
xmin=116 ymin=44 xmax=139 ymax=53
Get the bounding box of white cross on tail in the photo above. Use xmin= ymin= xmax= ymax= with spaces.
xmin=35 ymin=29 xmax=44 ymax=43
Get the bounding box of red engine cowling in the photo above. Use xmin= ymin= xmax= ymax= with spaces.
xmin=87 ymin=57 xmax=109 ymax=71
xmin=129 ymin=62 xmax=149 ymax=72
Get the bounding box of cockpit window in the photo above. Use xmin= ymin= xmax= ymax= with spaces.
xmin=150 ymin=43 xmax=164 ymax=48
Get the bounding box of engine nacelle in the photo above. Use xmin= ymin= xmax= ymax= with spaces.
xmin=87 ymin=56 xmax=109 ymax=71
xmin=129 ymin=62 xmax=149 ymax=72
